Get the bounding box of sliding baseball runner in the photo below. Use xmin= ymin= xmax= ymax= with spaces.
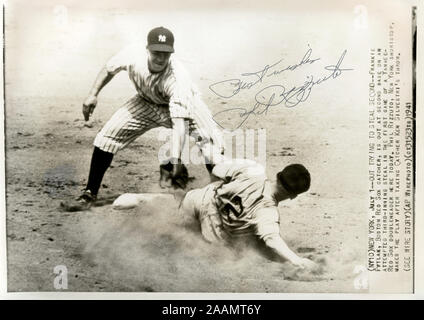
xmin=113 ymin=159 xmax=319 ymax=270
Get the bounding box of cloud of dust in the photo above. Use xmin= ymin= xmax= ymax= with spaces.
xmin=75 ymin=197 xmax=268 ymax=291
xmin=74 ymin=197 xmax=361 ymax=291
xmin=282 ymin=245 xmax=363 ymax=283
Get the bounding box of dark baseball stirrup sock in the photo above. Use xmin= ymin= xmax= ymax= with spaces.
xmin=85 ymin=147 xmax=114 ymax=196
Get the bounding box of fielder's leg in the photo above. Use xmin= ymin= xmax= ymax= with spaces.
xmin=191 ymin=129 xmax=226 ymax=176
xmin=85 ymin=146 xmax=114 ymax=196
xmin=60 ymin=146 xmax=114 ymax=212
xmin=61 ymin=95 xmax=172 ymax=211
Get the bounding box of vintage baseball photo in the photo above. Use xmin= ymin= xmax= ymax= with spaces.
xmin=1 ymin=0 xmax=418 ymax=294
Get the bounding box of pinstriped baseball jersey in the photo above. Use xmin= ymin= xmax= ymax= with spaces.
xmin=182 ymin=160 xmax=280 ymax=242
xmin=94 ymin=43 xmax=224 ymax=155
xmin=106 ymin=44 xmax=196 ymax=119
xmin=212 ymin=160 xmax=280 ymax=238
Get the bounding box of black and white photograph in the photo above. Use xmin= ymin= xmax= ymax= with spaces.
xmin=0 ymin=0 xmax=421 ymax=296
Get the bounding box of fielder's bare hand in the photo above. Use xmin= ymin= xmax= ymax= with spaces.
xmin=82 ymin=95 xmax=98 ymax=121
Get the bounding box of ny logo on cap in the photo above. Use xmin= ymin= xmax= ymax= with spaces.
xmin=158 ymin=35 xmax=167 ymax=42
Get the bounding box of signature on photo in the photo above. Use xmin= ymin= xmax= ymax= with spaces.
xmin=210 ymin=47 xmax=354 ymax=129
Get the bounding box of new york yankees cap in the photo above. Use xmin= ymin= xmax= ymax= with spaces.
xmin=146 ymin=26 xmax=175 ymax=53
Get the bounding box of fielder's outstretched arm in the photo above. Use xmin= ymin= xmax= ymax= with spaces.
xmin=82 ymin=66 xmax=118 ymax=121
xmin=171 ymin=117 xmax=187 ymax=163
xmin=88 ymin=66 xmax=117 ymax=97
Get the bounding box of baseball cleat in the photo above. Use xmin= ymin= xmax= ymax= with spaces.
xmin=60 ymin=190 xmax=97 ymax=212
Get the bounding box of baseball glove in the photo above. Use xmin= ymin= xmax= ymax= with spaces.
xmin=159 ymin=158 xmax=189 ymax=190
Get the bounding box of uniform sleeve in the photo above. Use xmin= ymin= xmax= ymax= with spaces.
xmin=164 ymin=59 xmax=195 ymax=119
xmin=251 ymin=207 xmax=281 ymax=240
xmin=105 ymin=45 xmax=134 ymax=75
xmin=212 ymin=159 xmax=264 ymax=181
xmin=166 ymin=77 xmax=191 ymax=118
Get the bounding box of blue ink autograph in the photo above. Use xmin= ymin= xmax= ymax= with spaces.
xmin=211 ymin=49 xmax=353 ymax=129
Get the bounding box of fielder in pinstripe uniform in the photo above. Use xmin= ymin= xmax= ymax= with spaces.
xmin=62 ymin=26 xmax=224 ymax=211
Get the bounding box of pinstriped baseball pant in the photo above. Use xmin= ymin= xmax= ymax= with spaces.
xmin=93 ymin=95 xmax=220 ymax=163
xmin=94 ymin=95 xmax=173 ymax=154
